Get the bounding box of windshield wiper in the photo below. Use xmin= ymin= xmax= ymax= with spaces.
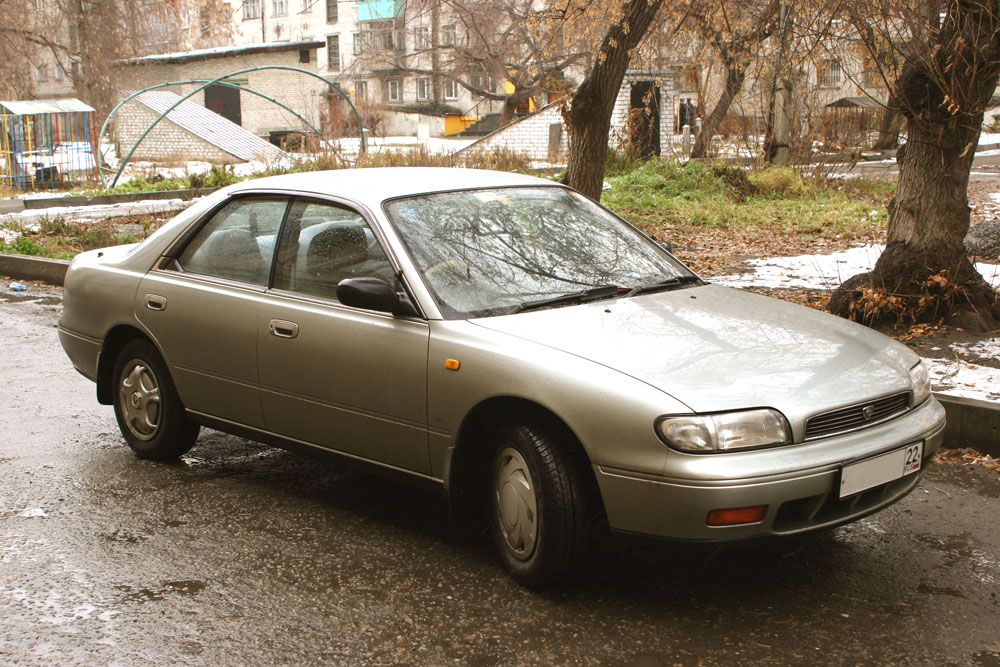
xmin=625 ymin=275 xmax=703 ymax=297
xmin=511 ymin=285 xmax=622 ymax=314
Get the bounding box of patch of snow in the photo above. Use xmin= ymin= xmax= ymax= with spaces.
xmin=0 ymin=227 xmax=18 ymax=244
xmin=0 ymin=198 xmax=189 ymax=225
xmin=715 ymin=244 xmax=1000 ymax=290
xmin=924 ymin=357 xmax=1000 ymax=402
xmin=979 ymin=131 xmax=1000 ymax=146
xmin=18 ymin=508 xmax=47 ymax=518
xmin=949 ymin=337 xmax=1000 ymax=360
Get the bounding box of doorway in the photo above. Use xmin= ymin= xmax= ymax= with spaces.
xmin=205 ymin=84 xmax=242 ymax=126
xmin=628 ymin=81 xmax=661 ymax=158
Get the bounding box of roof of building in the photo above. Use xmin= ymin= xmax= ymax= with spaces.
xmin=227 ymin=167 xmax=553 ymax=205
xmin=131 ymin=90 xmax=286 ymax=162
xmin=0 ymin=98 xmax=95 ymax=115
xmin=121 ymin=40 xmax=326 ymax=66
xmin=827 ymin=97 xmax=886 ymax=109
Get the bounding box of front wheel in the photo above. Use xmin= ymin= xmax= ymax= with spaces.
xmin=490 ymin=421 xmax=594 ymax=587
xmin=112 ymin=338 xmax=199 ymax=460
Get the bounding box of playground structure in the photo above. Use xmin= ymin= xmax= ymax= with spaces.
xmin=101 ymin=65 xmax=367 ymax=188
xmin=1 ymin=99 xmax=98 ymax=191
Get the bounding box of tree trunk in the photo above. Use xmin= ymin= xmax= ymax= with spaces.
xmin=564 ymin=0 xmax=664 ymax=201
xmin=690 ymin=66 xmax=745 ymax=159
xmin=872 ymin=98 xmax=903 ymax=151
xmin=498 ymin=89 xmax=527 ymax=128
xmin=829 ymin=3 xmax=1000 ymax=327
xmin=829 ymin=115 xmax=997 ymax=324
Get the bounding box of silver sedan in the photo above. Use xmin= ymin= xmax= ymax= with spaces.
xmin=58 ymin=168 xmax=945 ymax=586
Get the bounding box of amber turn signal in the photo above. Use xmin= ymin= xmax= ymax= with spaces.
xmin=706 ymin=505 xmax=768 ymax=527
xmin=444 ymin=358 xmax=461 ymax=371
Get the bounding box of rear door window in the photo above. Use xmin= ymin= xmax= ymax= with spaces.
xmin=175 ymin=197 xmax=288 ymax=286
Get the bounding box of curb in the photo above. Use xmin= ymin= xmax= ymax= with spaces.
xmin=936 ymin=394 xmax=1000 ymax=457
xmin=2 ymin=187 xmax=220 ymax=212
xmin=0 ymin=254 xmax=70 ymax=286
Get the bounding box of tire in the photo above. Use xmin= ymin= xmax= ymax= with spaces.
xmin=112 ymin=338 xmax=199 ymax=461
xmin=490 ymin=420 xmax=594 ymax=587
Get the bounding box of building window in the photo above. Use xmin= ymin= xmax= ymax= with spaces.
xmin=272 ymin=0 xmax=288 ymax=16
xmin=301 ymin=0 xmax=311 ymax=13
xmin=326 ymin=0 xmax=337 ymax=23
xmin=414 ymin=26 xmax=431 ymax=50
xmin=243 ymin=0 xmax=261 ymax=20
xmin=35 ymin=65 xmax=48 ymax=83
xmin=352 ymin=32 xmax=363 ymax=54
xmin=444 ymin=79 xmax=458 ymax=100
xmin=299 ymin=49 xmax=310 ymax=63
xmin=355 ymin=80 xmax=368 ymax=102
xmin=416 ymin=77 xmax=430 ymax=101
xmin=818 ymin=59 xmax=842 ymax=87
xmin=54 ymin=64 xmax=65 ymax=81
xmin=441 ymin=24 xmax=456 ymax=47
xmin=199 ymin=7 xmax=212 ymax=37
xmin=471 ymin=73 xmax=495 ymax=95
xmin=387 ymin=79 xmax=401 ymax=103
xmin=327 ymin=35 xmax=340 ymax=71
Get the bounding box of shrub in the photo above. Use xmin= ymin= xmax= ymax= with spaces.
xmin=750 ymin=167 xmax=808 ymax=197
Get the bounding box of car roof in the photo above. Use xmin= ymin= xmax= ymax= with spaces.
xmin=228 ymin=167 xmax=558 ymax=207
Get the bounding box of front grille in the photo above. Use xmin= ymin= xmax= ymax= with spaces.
xmin=804 ymin=391 xmax=911 ymax=440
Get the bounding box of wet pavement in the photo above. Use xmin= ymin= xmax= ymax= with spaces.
xmin=1 ymin=287 xmax=999 ymax=666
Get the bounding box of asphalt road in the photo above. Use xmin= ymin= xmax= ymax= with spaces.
xmin=1 ymin=287 xmax=999 ymax=666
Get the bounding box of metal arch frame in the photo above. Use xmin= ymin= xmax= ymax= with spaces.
xmin=100 ymin=65 xmax=367 ymax=188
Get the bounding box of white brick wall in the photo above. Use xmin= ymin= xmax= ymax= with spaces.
xmin=115 ymin=102 xmax=239 ymax=164
xmin=117 ymin=49 xmax=329 ymax=139
xmin=461 ymin=73 xmax=678 ymax=166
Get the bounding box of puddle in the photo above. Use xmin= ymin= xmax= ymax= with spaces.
xmin=101 ymin=528 xmax=150 ymax=544
xmin=0 ymin=291 xmax=62 ymax=306
xmin=115 ymin=580 xmax=206 ymax=604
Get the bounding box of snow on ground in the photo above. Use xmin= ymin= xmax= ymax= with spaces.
xmin=714 ymin=244 xmax=1000 ymax=290
xmin=0 ymin=198 xmax=189 ymax=225
xmin=949 ymin=337 xmax=1000 ymax=360
xmin=923 ymin=357 xmax=1000 ymax=402
xmin=980 ymin=131 xmax=1000 ymax=146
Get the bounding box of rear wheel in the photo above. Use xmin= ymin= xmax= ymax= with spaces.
xmin=112 ymin=339 xmax=199 ymax=460
xmin=490 ymin=421 xmax=593 ymax=587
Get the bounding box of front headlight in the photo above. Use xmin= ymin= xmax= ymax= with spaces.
xmin=656 ymin=409 xmax=791 ymax=453
xmin=909 ymin=361 xmax=931 ymax=406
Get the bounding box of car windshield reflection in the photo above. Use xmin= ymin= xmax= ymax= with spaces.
xmin=384 ymin=186 xmax=696 ymax=318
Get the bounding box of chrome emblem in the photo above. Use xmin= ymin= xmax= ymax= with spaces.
xmin=861 ymin=405 xmax=876 ymax=420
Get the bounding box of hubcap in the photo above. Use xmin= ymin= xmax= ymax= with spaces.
xmin=119 ymin=360 xmax=161 ymax=441
xmin=494 ymin=447 xmax=538 ymax=560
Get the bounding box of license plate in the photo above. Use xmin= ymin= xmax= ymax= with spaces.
xmin=839 ymin=442 xmax=923 ymax=499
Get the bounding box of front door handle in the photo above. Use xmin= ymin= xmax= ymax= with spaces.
xmin=269 ymin=319 xmax=299 ymax=339
xmin=145 ymin=294 xmax=167 ymax=311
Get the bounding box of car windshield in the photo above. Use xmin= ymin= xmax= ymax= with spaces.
xmin=383 ymin=186 xmax=697 ymax=318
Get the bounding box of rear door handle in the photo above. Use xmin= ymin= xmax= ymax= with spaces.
xmin=145 ymin=294 xmax=167 ymax=311
xmin=269 ymin=319 xmax=299 ymax=339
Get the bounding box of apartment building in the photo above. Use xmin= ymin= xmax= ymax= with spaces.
xmin=223 ymin=0 xmax=504 ymax=135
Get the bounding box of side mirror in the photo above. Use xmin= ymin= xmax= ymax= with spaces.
xmin=337 ymin=277 xmax=416 ymax=316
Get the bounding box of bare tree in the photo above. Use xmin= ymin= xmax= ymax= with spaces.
xmin=2 ymin=0 xmax=229 ymax=114
xmin=563 ymin=0 xmax=668 ymax=201
xmin=684 ymin=0 xmax=780 ymax=159
xmin=350 ymin=0 xmax=595 ymax=128
xmin=828 ymin=0 xmax=1000 ymax=325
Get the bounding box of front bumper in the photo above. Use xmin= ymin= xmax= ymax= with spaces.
xmin=595 ymin=397 xmax=947 ymax=541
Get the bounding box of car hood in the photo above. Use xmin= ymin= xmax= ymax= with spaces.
xmin=469 ymin=284 xmax=918 ymax=425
